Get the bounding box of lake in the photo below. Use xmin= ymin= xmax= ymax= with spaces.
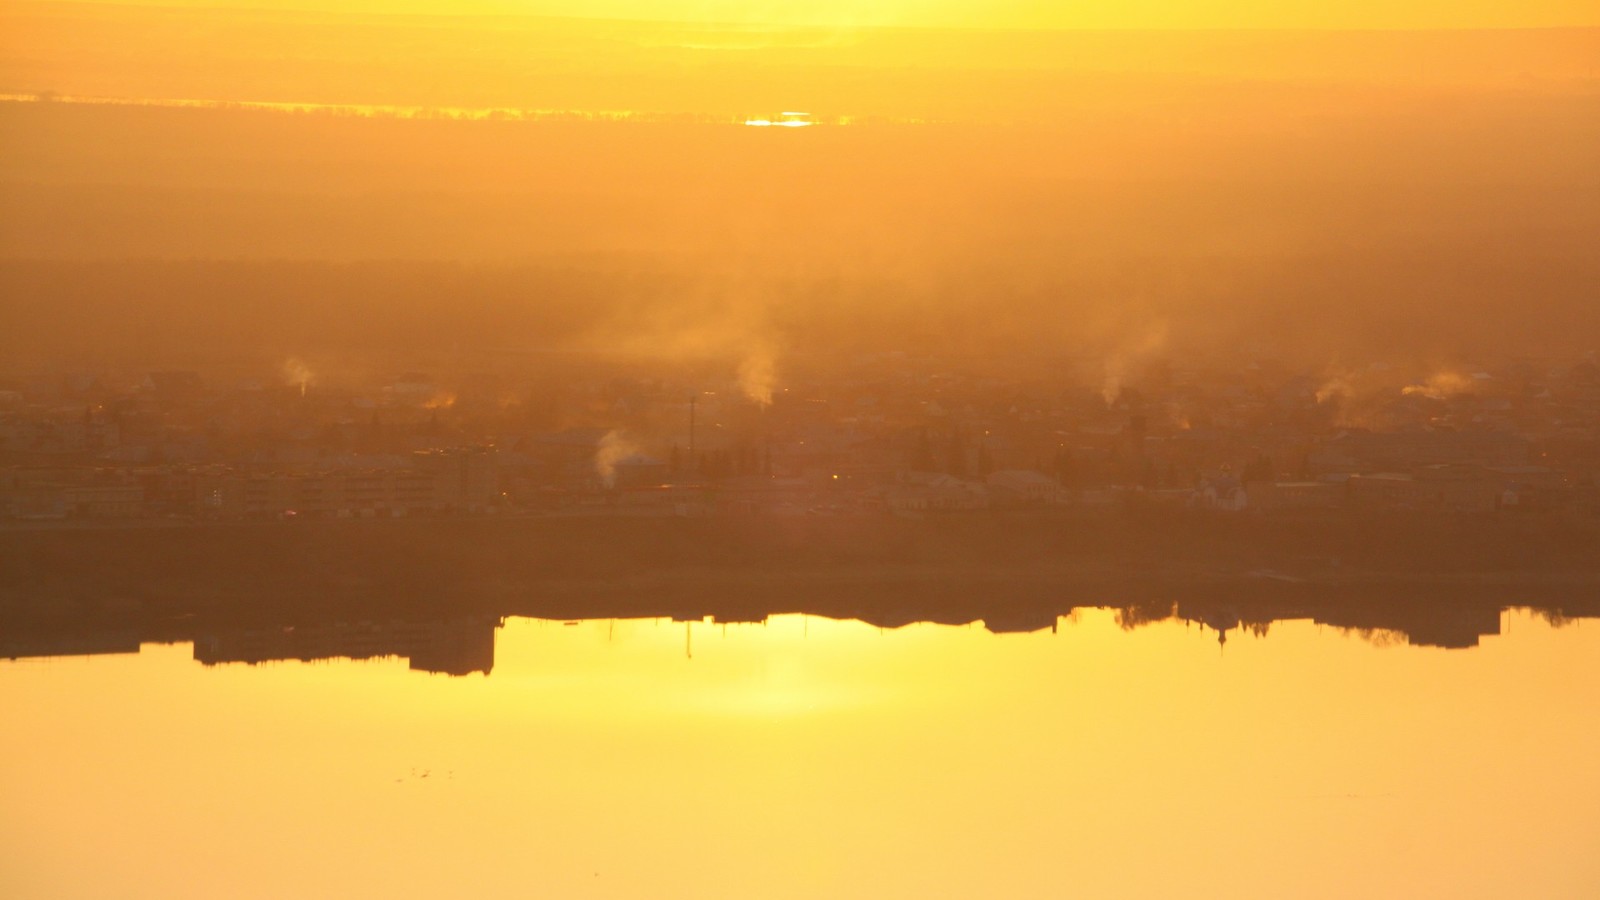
xmin=3 ymin=606 xmax=1598 ymax=898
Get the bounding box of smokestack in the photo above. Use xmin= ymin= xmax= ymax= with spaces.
xmin=688 ymin=394 xmax=697 ymax=458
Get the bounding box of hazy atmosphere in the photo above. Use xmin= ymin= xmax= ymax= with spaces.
xmin=5 ymin=3 xmax=1599 ymax=373
xmin=4 ymin=3 xmax=1599 ymax=898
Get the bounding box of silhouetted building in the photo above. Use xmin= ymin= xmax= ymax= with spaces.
xmin=193 ymin=618 xmax=500 ymax=676
xmin=1312 ymin=430 xmax=1530 ymax=473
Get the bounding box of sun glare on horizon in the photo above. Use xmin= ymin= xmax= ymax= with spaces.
xmin=743 ymin=111 xmax=815 ymax=128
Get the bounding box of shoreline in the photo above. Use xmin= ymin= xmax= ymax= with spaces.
xmin=3 ymin=512 xmax=1597 ymax=625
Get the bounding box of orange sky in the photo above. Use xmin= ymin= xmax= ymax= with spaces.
xmin=31 ymin=1 xmax=1600 ymax=29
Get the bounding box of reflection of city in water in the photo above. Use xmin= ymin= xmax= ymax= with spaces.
xmin=4 ymin=597 xmax=1592 ymax=673
xmin=7 ymin=595 xmax=1599 ymax=899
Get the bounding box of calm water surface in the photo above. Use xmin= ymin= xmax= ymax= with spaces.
xmin=4 ymin=608 xmax=1598 ymax=898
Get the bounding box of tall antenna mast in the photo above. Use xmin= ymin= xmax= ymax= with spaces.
xmin=688 ymin=394 xmax=697 ymax=459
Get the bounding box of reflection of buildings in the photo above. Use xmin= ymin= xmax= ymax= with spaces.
xmin=982 ymin=609 xmax=1060 ymax=634
xmin=1309 ymin=605 xmax=1504 ymax=649
xmin=3 ymin=591 xmax=1596 ymax=674
xmin=1171 ymin=599 xmax=1511 ymax=649
xmin=3 ymin=629 xmax=141 ymax=660
xmin=193 ymin=617 xmax=500 ymax=676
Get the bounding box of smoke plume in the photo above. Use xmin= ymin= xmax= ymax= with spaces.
xmin=594 ymin=429 xmax=639 ymax=488
xmin=1401 ymin=371 xmax=1476 ymax=400
xmin=1100 ymin=324 xmax=1169 ymax=406
xmin=281 ymin=358 xmax=315 ymax=396
xmin=737 ymin=348 xmax=777 ymax=407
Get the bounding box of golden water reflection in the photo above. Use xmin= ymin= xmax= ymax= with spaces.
xmin=3 ymin=609 xmax=1598 ymax=898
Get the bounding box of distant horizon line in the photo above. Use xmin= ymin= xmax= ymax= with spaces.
xmin=14 ymin=1 xmax=1600 ymax=34
xmin=0 ymin=92 xmax=932 ymax=126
